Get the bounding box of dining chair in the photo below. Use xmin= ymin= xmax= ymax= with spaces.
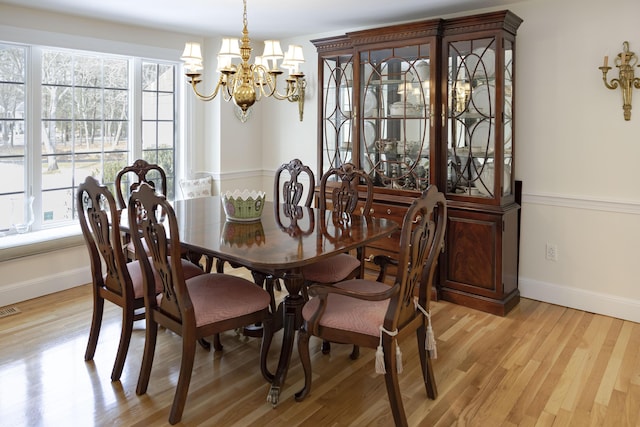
xmin=115 ymin=159 xmax=209 ymax=270
xmin=295 ymin=185 xmax=447 ymax=427
xmin=217 ymin=158 xmax=317 ymax=309
xmin=114 ymin=159 xmax=168 ymax=262
xmin=273 ymin=158 xmax=315 ymax=207
xmin=128 ymin=182 xmax=273 ymax=425
xmin=300 ymin=162 xmax=374 ymax=355
xmin=77 ymin=176 xmax=204 ymax=382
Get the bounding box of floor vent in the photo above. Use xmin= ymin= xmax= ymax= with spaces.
xmin=0 ymin=306 xmax=21 ymax=319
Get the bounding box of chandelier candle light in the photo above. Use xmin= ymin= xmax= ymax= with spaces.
xmin=599 ymin=41 xmax=640 ymax=121
xmin=181 ymin=0 xmax=306 ymax=121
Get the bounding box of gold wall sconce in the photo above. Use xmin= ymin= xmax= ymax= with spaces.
xmin=599 ymin=41 xmax=640 ymax=121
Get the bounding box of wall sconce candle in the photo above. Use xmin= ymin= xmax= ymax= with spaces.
xmin=599 ymin=41 xmax=640 ymax=121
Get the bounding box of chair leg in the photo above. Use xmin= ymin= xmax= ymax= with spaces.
xmin=136 ymin=318 xmax=158 ymax=396
xmin=321 ymin=340 xmax=331 ymax=354
xmin=84 ymin=294 xmax=104 ymax=361
xmin=260 ymin=314 xmax=275 ymax=383
xmin=111 ymin=305 xmax=134 ymax=381
xmin=350 ymin=345 xmax=360 ymax=360
xmin=213 ymin=334 xmax=223 ymax=351
xmin=168 ymin=338 xmax=197 ymax=425
xmin=294 ymin=327 xmax=312 ymax=402
xmin=417 ymin=325 xmax=437 ymax=399
xmin=383 ymin=341 xmax=409 ymax=427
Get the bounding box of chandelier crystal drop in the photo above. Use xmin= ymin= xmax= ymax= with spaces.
xmin=181 ymin=0 xmax=306 ymax=121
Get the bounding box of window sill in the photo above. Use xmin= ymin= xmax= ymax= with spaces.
xmin=0 ymin=225 xmax=84 ymax=262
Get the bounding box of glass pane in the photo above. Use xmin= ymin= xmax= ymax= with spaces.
xmin=322 ymin=56 xmax=353 ymax=172
xmin=42 ymin=153 xmax=73 ymax=191
xmin=104 ymin=89 xmax=128 ymax=120
xmin=104 ymin=58 xmax=128 ymax=89
xmin=504 ymin=39 xmax=513 ymax=197
xmin=0 ymin=121 xmax=25 ymax=157
xmin=157 ymin=92 xmax=174 ymax=120
xmin=42 ymin=85 xmax=71 ymax=119
xmin=73 ymin=121 xmax=103 ymax=153
xmin=0 ymin=158 xmax=25 ymax=193
xmin=360 ymin=46 xmax=431 ymax=192
xmin=142 ymin=91 xmax=157 ymax=120
xmin=142 ymin=62 xmax=157 ymax=91
xmin=447 ymin=37 xmax=497 ymax=198
xmin=142 ymin=121 xmax=157 ymax=150
xmin=75 ymin=55 xmax=102 ymax=87
xmin=75 ymin=87 xmax=102 ymax=119
xmin=157 ymin=122 xmax=174 ymax=148
xmin=158 ymin=64 xmax=174 ymax=92
xmin=42 ymin=50 xmax=72 ymax=85
xmin=42 ymin=188 xmax=74 ymax=224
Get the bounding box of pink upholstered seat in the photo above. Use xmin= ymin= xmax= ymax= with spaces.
xmin=300 ymin=253 xmax=362 ymax=285
xmin=302 ymin=279 xmax=390 ymax=336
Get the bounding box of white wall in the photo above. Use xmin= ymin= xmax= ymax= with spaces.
xmin=2 ymin=0 xmax=640 ymax=323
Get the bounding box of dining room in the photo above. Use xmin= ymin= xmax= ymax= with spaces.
xmin=1 ymin=0 xmax=640 ymax=425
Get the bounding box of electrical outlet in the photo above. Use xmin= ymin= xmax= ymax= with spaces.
xmin=545 ymin=243 xmax=558 ymax=261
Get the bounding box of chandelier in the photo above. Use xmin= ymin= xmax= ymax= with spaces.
xmin=181 ymin=0 xmax=306 ymax=121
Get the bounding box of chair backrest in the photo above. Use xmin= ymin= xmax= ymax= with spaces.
xmin=274 ymin=159 xmax=315 ymax=207
xmin=115 ymin=159 xmax=167 ymax=209
xmin=77 ymin=175 xmax=132 ymax=298
xmin=386 ymin=185 xmax=447 ymax=331
xmin=127 ymin=182 xmax=188 ymax=323
xmin=318 ymin=162 xmax=374 ymax=216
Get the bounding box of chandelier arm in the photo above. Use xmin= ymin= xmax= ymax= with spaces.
xmin=188 ymin=76 xmax=225 ymax=102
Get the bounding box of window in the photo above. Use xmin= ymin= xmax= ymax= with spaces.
xmin=0 ymin=43 xmax=179 ymax=236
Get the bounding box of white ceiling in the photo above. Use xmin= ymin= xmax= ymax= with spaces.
xmin=1 ymin=0 xmax=519 ymax=39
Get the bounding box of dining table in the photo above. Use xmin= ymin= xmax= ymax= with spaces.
xmin=129 ymin=195 xmax=399 ymax=406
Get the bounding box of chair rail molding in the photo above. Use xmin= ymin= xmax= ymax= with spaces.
xmin=522 ymin=192 xmax=640 ymax=215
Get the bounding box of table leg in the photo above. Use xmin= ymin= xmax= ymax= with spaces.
xmin=266 ymin=272 xmax=305 ymax=407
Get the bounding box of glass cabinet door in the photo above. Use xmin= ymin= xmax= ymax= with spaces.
xmin=321 ymin=54 xmax=354 ymax=171
xmin=446 ymin=36 xmax=512 ymax=199
xmin=359 ymin=44 xmax=432 ymax=192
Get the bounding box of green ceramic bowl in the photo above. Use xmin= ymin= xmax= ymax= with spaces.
xmin=222 ymin=190 xmax=266 ymax=222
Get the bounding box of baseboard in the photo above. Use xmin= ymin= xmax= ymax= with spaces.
xmin=0 ymin=266 xmax=91 ymax=307
xmin=519 ymin=277 xmax=640 ymax=323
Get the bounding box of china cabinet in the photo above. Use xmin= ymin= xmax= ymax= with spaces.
xmin=312 ymin=10 xmax=523 ymax=315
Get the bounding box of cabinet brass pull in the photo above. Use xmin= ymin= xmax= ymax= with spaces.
xmin=431 ymin=104 xmax=435 ymax=128
xmin=387 ymin=209 xmax=392 ymax=215
xmin=441 ymin=103 xmax=446 ymax=127
xmin=413 ymin=215 xmax=422 ymax=224
xmin=365 ymin=255 xmax=375 ymax=262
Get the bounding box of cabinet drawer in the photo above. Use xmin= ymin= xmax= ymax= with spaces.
xmin=368 ymin=202 xmax=406 ymax=224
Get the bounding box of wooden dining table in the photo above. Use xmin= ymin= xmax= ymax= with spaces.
xmin=130 ymin=195 xmax=399 ymax=406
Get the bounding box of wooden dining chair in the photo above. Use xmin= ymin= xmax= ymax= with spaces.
xmin=114 ymin=159 xmax=209 ymax=269
xmin=77 ymin=176 xmax=204 ymax=382
xmin=274 ymin=158 xmax=315 ymax=207
xmin=216 ymin=158 xmax=317 ymax=308
xmin=114 ymin=159 xmax=168 ymax=262
xmin=295 ymin=185 xmax=447 ymax=427
xmin=128 ymin=182 xmax=273 ymax=425
xmin=300 ymin=162 xmax=374 ymax=354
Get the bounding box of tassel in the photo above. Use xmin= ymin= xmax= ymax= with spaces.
xmin=395 ymin=343 xmax=403 ymax=374
xmin=375 ymin=325 xmax=399 ymax=374
xmin=426 ymin=323 xmax=437 ymax=359
xmin=375 ymin=344 xmax=386 ymax=374
xmin=415 ymin=299 xmax=437 ymax=359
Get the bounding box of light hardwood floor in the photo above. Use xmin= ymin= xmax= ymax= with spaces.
xmin=1 ymin=275 xmax=639 ymax=426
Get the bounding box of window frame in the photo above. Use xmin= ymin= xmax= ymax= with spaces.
xmin=0 ymin=36 xmax=187 ymax=254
